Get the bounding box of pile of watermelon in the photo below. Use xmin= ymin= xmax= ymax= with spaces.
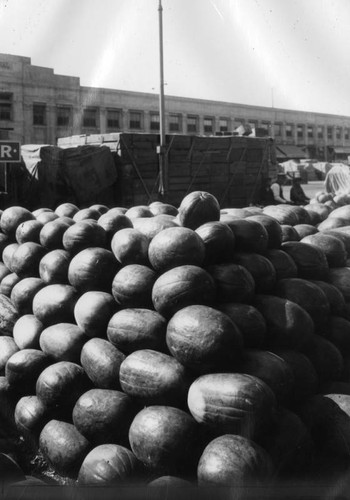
xmin=2 ymin=191 xmax=350 ymax=492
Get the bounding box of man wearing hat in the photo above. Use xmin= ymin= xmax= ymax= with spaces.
xmin=270 ymin=172 xmax=288 ymax=204
xmin=290 ymin=172 xmax=310 ymax=205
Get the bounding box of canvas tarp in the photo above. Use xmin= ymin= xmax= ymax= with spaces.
xmin=20 ymin=145 xmax=66 ymax=209
xmin=324 ymin=164 xmax=350 ymax=195
xmin=19 ymin=144 xmax=118 ymax=209
xmin=21 ymin=144 xmax=50 ymax=178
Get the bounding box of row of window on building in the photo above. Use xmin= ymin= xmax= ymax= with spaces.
xmin=30 ymin=104 xmax=350 ymax=140
xmin=0 ymin=92 xmax=349 ymax=140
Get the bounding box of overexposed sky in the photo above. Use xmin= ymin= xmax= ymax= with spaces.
xmin=0 ymin=0 xmax=350 ymax=115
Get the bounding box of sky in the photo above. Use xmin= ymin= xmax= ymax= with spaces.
xmin=0 ymin=0 xmax=350 ymax=116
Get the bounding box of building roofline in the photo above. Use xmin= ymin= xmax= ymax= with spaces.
xmin=80 ymin=85 xmax=350 ymax=121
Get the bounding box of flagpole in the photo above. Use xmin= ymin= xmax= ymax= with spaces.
xmin=157 ymin=0 xmax=167 ymax=198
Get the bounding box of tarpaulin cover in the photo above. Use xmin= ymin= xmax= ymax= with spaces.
xmin=324 ymin=164 xmax=350 ymax=195
xmin=20 ymin=145 xmax=64 ymax=209
xmin=21 ymin=144 xmax=50 ymax=179
xmin=61 ymin=145 xmax=118 ymax=206
xmin=19 ymin=144 xmax=118 ymax=209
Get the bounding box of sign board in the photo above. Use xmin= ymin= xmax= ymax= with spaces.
xmin=0 ymin=141 xmax=21 ymax=162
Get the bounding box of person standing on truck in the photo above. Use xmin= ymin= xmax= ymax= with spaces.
xmin=270 ymin=172 xmax=288 ymax=204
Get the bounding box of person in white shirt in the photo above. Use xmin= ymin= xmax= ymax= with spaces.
xmin=270 ymin=173 xmax=288 ymax=204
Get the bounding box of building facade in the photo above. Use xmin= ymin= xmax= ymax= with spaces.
xmin=1 ymin=53 xmax=350 ymax=162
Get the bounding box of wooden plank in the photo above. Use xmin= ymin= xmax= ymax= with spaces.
xmin=169 ymin=135 xmax=193 ymax=150
xmin=228 ymin=168 xmax=246 ymax=175
xmin=169 ymin=150 xmax=191 ymax=160
xmin=100 ymin=133 xmax=122 ymax=142
xmin=210 ymin=165 xmax=230 ymax=176
xmin=228 ymin=148 xmax=246 ymax=162
xmin=131 ymin=181 xmax=158 ymax=200
xmin=210 ymin=152 xmax=231 ymax=162
xmin=245 ymin=149 xmax=264 ymax=162
xmin=192 ymin=136 xmax=232 ymax=150
xmin=128 ymin=133 xmax=157 ymax=143
xmin=190 ymin=151 xmax=210 ymax=163
xmin=169 ymin=168 xmax=191 ymax=177
xmin=131 ymin=150 xmax=158 ymax=160
xmin=169 ymin=178 xmax=191 ymax=187
xmin=57 ymin=135 xmax=88 ymax=147
xmin=187 ymin=183 xmax=212 ymax=192
xmin=169 ymin=184 xmax=191 ymax=193
xmin=131 ymin=141 xmax=157 ymax=151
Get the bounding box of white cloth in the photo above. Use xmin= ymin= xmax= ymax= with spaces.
xmin=271 ymin=182 xmax=286 ymax=203
xmin=324 ymin=164 xmax=350 ymax=195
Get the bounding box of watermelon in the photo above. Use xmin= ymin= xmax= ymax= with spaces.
xmin=39 ymin=420 xmax=91 ymax=477
xmin=197 ymin=434 xmax=274 ymax=487
xmin=80 ymin=338 xmax=125 ymax=390
xmin=152 ymin=265 xmax=216 ymax=318
xmin=119 ymin=349 xmax=191 ymax=407
xmin=148 ymin=226 xmax=205 ymax=272
xmin=178 ymin=191 xmax=220 ymax=230
xmin=73 ymin=389 xmax=135 ymax=446
xmin=107 ymin=308 xmax=167 ymax=354
xmin=78 ymin=444 xmax=140 ymax=485
xmin=112 ymin=264 xmax=157 ymax=309
xmin=166 ymin=305 xmax=243 ymax=373
xmin=206 ymin=263 xmax=255 ymax=304
xmin=187 ymin=373 xmax=276 ymax=439
xmin=254 ymin=294 xmax=314 ymax=350
xmin=129 ymin=406 xmax=198 ymax=473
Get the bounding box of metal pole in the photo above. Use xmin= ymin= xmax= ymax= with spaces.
xmin=157 ymin=0 xmax=167 ymax=198
xmin=4 ymin=162 xmax=8 ymax=193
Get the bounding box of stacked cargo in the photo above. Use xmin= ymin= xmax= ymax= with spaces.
xmin=58 ymin=132 xmax=277 ymax=208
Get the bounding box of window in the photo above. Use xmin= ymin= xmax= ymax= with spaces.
xmin=286 ymin=124 xmax=293 ymax=137
xmin=345 ymin=128 xmax=350 ymax=141
xmin=129 ymin=111 xmax=142 ymax=129
xmin=336 ymin=127 xmax=342 ymax=140
xmin=107 ymin=109 xmax=122 ymax=129
xmin=33 ymin=104 xmax=46 ymax=126
xmin=307 ymin=125 xmax=313 ymax=139
xmin=0 ymin=92 xmax=12 ymax=121
xmin=317 ymin=126 xmax=324 ymax=139
xmin=297 ymin=125 xmax=304 ymax=139
xmin=219 ymin=118 xmax=229 ymax=133
xmin=150 ymin=113 xmax=160 ymax=131
xmin=327 ymin=126 xmax=333 ymax=140
xmin=56 ymin=106 xmax=71 ymax=127
xmin=187 ymin=115 xmax=198 ymax=133
xmin=274 ymin=123 xmax=282 ymax=136
xmin=83 ymin=108 xmax=98 ymax=128
xmin=169 ymin=114 xmax=181 ymax=132
xmin=204 ymin=117 xmax=214 ymax=133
